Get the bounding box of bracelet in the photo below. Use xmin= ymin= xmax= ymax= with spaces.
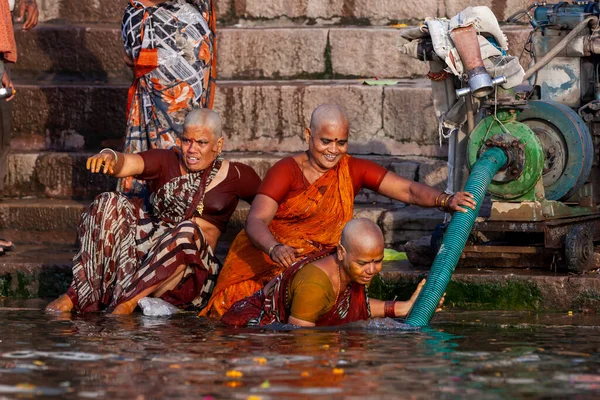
xmin=434 ymin=193 xmax=444 ymax=208
xmin=100 ymin=148 xmax=119 ymax=164
xmin=438 ymin=193 xmax=453 ymax=212
xmin=268 ymin=243 xmax=283 ymax=259
xmin=384 ymin=301 xmax=396 ymax=318
xmin=443 ymin=194 xmax=455 ymax=212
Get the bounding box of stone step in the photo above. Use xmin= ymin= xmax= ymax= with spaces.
xmin=12 ymin=23 xmax=531 ymax=81
xmin=223 ymin=0 xmax=533 ymax=26
xmin=0 ymin=197 xmax=445 ymax=248
xmin=35 ymin=0 xmax=533 ymax=27
xmin=2 ymin=151 xmax=447 ymax=200
xmin=2 ymin=243 xmax=598 ymax=314
xmin=12 ymin=79 xmax=447 ymax=154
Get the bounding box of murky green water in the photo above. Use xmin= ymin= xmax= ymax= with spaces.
xmin=1 ymin=301 xmax=600 ymax=399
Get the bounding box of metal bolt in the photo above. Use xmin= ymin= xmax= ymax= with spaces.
xmin=485 ymin=139 xmax=493 ymax=147
xmin=511 ymin=140 xmax=519 ymax=147
xmin=548 ymin=146 xmax=556 ymax=155
xmin=511 ymin=168 xmax=520 ymax=176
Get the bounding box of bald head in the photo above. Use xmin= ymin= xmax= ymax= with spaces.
xmin=309 ymin=104 xmax=349 ymax=134
xmin=184 ymin=109 xmax=223 ymax=138
xmin=340 ymin=218 xmax=384 ymax=255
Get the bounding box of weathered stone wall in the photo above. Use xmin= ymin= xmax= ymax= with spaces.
xmin=34 ymin=0 xmax=536 ymax=24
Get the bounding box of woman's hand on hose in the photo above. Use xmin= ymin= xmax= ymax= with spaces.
xmin=87 ymin=152 xmax=117 ymax=175
xmin=446 ymin=191 xmax=476 ymax=213
xmin=269 ymin=244 xmax=304 ymax=269
xmin=404 ymin=279 xmax=445 ymax=314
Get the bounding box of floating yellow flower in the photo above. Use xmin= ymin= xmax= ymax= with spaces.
xmin=226 ymin=370 xmax=243 ymax=378
xmin=253 ymin=357 xmax=267 ymax=365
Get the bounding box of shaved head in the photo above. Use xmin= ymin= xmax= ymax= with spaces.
xmin=340 ymin=218 xmax=384 ymax=255
xmin=184 ymin=109 xmax=223 ymax=138
xmin=309 ymin=104 xmax=349 ymax=134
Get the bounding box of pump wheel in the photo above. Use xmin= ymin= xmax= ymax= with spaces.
xmin=518 ymin=100 xmax=593 ymax=201
xmin=565 ymin=225 xmax=594 ymax=273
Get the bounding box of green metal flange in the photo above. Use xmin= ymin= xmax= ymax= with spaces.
xmin=467 ymin=111 xmax=545 ymax=201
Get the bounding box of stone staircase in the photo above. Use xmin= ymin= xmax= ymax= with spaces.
xmin=0 ymin=0 xmax=532 ymax=297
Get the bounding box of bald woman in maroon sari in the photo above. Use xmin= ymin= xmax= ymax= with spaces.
xmin=222 ymin=219 xmax=444 ymax=327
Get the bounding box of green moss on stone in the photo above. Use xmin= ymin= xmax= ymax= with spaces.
xmin=13 ymin=271 xmax=35 ymax=298
xmin=572 ymin=290 xmax=600 ymax=312
xmin=445 ymin=281 xmax=542 ymax=310
xmin=0 ymin=274 xmax=11 ymax=297
xmin=324 ymin=34 xmax=333 ymax=79
xmin=368 ymin=275 xmax=543 ymax=311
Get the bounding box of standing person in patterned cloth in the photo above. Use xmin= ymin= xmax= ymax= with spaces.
xmin=46 ymin=110 xmax=261 ymax=314
xmin=121 ymin=0 xmax=216 ymax=193
xmin=222 ymin=219 xmax=445 ymax=327
xmin=0 ymin=0 xmax=38 ymax=255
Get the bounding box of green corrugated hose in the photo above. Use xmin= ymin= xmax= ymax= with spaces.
xmin=405 ymin=147 xmax=508 ymax=327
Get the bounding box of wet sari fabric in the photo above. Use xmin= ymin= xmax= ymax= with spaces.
xmin=67 ymin=152 xmax=224 ymax=312
xmin=222 ymin=250 xmax=371 ymax=327
xmin=201 ymin=156 xmax=356 ymax=318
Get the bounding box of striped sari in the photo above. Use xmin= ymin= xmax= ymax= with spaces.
xmin=67 ymin=160 xmax=221 ymax=312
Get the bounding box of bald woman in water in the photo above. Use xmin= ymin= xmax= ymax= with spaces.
xmin=201 ymin=104 xmax=474 ymax=319
xmin=222 ymin=218 xmax=445 ymax=327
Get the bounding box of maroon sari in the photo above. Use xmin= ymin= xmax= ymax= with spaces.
xmin=222 ymin=250 xmax=371 ymax=327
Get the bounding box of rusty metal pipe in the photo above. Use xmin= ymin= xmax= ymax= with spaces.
xmin=451 ymin=25 xmax=494 ymax=98
xmin=523 ymin=16 xmax=598 ymax=81
xmin=465 ymin=93 xmax=475 ymax=133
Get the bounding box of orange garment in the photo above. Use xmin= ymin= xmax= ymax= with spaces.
xmin=0 ymin=0 xmax=17 ymax=63
xmin=200 ymin=155 xmax=355 ymax=318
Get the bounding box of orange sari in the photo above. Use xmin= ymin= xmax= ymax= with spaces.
xmin=0 ymin=0 xmax=17 ymax=63
xmin=200 ymin=155 xmax=355 ymax=318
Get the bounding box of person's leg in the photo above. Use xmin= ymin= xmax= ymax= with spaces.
xmin=45 ymin=192 xmax=140 ymax=313
xmin=111 ymin=264 xmax=187 ymax=314
xmin=45 ymin=294 xmax=74 ymax=313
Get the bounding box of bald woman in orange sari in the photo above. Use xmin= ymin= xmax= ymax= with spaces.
xmin=201 ymin=104 xmax=476 ymax=318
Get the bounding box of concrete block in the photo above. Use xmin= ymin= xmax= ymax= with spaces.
xmin=217 ymin=28 xmax=329 ymax=79
xmin=380 ymin=206 xmax=445 ymax=245
xmin=382 ymin=83 xmax=448 ymax=157
xmin=13 ymin=25 xmax=130 ymax=80
xmin=11 ymin=83 xmax=128 ymax=150
xmin=443 ymin=0 xmax=537 ymax=22
xmin=389 ymin=161 xmax=419 ymax=181
xmin=418 ymin=160 xmax=448 ymax=191
xmin=329 ymin=27 xmax=429 ymax=79
xmin=13 ymin=80 xmax=447 ymax=155
xmin=236 ymin=0 xmax=440 ymax=23
xmin=216 ymin=81 xmax=385 ymax=153
xmin=2 ymin=152 xmax=117 ymax=199
xmin=37 ymin=0 xmax=127 ymax=23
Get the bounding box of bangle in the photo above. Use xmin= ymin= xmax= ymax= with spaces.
xmin=444 ymin=194 xmax=455 ymax=212
xmin=268 ymin=243 xmax=283 ymax=259
xmin=434 ymin=193 xmax=443 ymax=207
xmin=384 ymin=301 xmax=396 ymax=318
xmin=100 ymin=148 xmax=119 ymax=164
xmin=438 ymin=193 xmax=451 ymax=211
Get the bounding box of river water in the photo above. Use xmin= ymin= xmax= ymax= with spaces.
xmin=1 ymin=300 xmax=599 ymax=399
